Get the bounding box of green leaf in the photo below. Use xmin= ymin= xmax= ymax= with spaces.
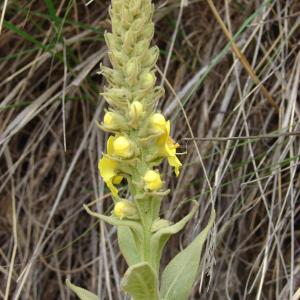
xmin=66 ymin=279 xmax=98 ymax=300
xmin=160 ymin=208 xmax=216 ymax=300
xmin=3 ymin=20 xmax=49 ymax=51
xmin=151 ymin=218 xmax=171 ymax=233
xmin=83 ymin=205 xmax=143 ymax=237
xmin=118 ymin=226 xmax=141 ymax=266
xmin=44 ymin=0 xmax=60 ymax=27
xmin=150 ymin=200 xmax=199 ymax=271
xmin=121 ymin=262 xmax=159 ymax=300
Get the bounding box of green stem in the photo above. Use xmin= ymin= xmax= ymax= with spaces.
xmin=139 ymin=198 xmax=152 ymax=261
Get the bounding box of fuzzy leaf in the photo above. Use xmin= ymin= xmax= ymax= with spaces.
xmin=66 ymin=279 xmax=98 ymax=300
xmin=160 ymin=208 xmax=216 ymax=300
xmin=83 ymin=205 xmax=143 ymax=237
xmin=118 ymin=226 xmax=141 ymax=266
xmin=151 ymin=218 xmax=171 ymax=233
xmin=121 ymin=262 xmax=159 ymax=300
xmin=150 ymin=200 xmax=199 ymax=270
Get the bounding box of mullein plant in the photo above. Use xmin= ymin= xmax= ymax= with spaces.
xmin=67 ymin=0 xmax=215 ymax=299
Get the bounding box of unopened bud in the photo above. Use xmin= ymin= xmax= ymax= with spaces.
xmin=130 ymin=0 xmax=142 ymax=16
xmin=114 ymin=200 xmax=138 ymax=219
xmin=113 ymin=136 xmax=133 ymax=158
xmin=150 ymin=113 xmax=166 ymax=133
xmin=102 ymin=87 xmax=132 ymax=109
xmin=133 ymin=40 xmax=149 ymax=57
xmin=129 ymin=101 xmax=144 ymax=119
xmin=143 ymin=46 xmax=159 ymax=68
xmin=125 ymin=59 xmax=139 ymax=85
xmin=124 ymin=30 xmax=136 ymax=52
xmin=142 ymin=24 xmax=154 ymax=40
xmin=103 ymin=112 xmax=114 ymax=126
xmin=140 ymin=72 xmax=156 ymax=89
xmin=105 ymin=32 xmax=121 ymax=51
xmin=143 ymin=170 xmax=162 ymax=191
xmin=122 ymin=7 xmax=133 ymax=29
xmin=112 ymin=1 xmax=122 ymax=15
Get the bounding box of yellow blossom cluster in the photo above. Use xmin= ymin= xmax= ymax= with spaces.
xmin=97 ymin=0 xmax=181 ymax=219
xmin=99 ymin=112 xmax=181 ymax=198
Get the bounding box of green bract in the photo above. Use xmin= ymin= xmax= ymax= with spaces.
xmin=68 ymin=1 xmax=215 ymax=299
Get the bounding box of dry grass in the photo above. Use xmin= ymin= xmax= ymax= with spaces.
xmin=0 ymin=0 xmax=300 ymax=299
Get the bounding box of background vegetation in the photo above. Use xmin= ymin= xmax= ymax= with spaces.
xmin=0 ymin=0 xmax=299 ymax=299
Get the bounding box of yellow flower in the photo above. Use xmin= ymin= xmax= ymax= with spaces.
xmin=150 ymin=114 xmax=182 ymax=176
xmin=98 ymin=136 xmax=123 ymax=197
xmin=113 ymin=136 xmax=133 ymax=158
xmin=114 ymin=200 xmax=137 ymax=219
xmin=98 ymin=157 xmax=122 ymax=197
xmin=143 ymin=170 xmax=162 ymax=191
xmin=161 ymin=121 xmax=182 ymax=176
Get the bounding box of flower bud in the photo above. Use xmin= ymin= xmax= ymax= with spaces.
xmin=122 ymin=8 xmax=133 ymax=29
xmin=131 ymin=17 xmax=145 ymax=31
xmin=125 ymin=59 xmax=139 ymax=85
xmin=150 ymin=113 xmax=166 ymax=133
xmin=130 ymin=0 xmax=142 ymax=16
xmin=102 ymin=87 xmax=132 ymax=109
xmin=112 ymin=1 xmax=122 ymax=15
xmin=102 ymin=111 xmax=128 ymax=132
xmin=129 ymin=101 xmax=144 ymax=119
xmin=126 ymin=59 xmax=138 ymax=76
xmin=140 ymin=72 xmax=156 ymax=89
xmin=114 ymin=200 xmax=138 ymax=219
xmin=111 ymin=18 xmax=123 ymax=36
xmin=113 ymin=136 xmax=133 ymax=158
xmin=142 ymin=24 xmax=154 ymax=40
xmin=105 ymin=32 xmax=121 ymax=51
xmin=103 ymin=112 xmax=114 ymax=126
xmin=101 ymin=65 xmax=123 ymax=86
xmin=143 ymin=3 xmax=154 ymax=22
xmin=143 ymin=170 xmax=162 ymax=191
xmin=143 ymin=46 xmax=159 ymax=68
xmin=109 ymin=49 xmax=128 ymax=68
xmin=124 ymin=30 xmax=136 ymax=53
xmin=133 ymin=40 xmax=149 ymax=57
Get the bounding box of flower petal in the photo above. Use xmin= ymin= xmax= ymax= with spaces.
xmin=99 ymin=156 xmax=117 ymax=181
xmin=107 ymin=179 xmax=119 ymax=197
xmin=166 ymin=120 xmax=171 ymax=135
xmin=113 ymin=175 xmax=123 ymax=184
xmin=107 ymin=136 xmax=116 ymax=155
xmin=167 ymin=156 xmax=182 ymax=176
xmin=99 ymin=155 xmax=121 ymax=196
